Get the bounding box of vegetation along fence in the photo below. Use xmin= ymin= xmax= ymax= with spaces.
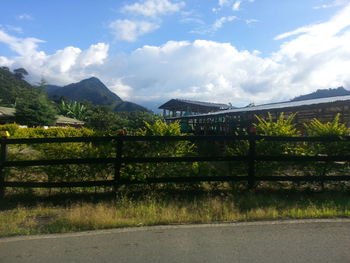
xmin=2 ymin=134 xmax=350 ymax=197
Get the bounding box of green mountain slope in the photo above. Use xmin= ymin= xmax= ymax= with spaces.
xmin=0 ymin=67 xmax=40 ymax=107
xmin=47 ymin=77 xmax=122 ymax=105
xmin=47 ymin=77 xmax=148 ymax=112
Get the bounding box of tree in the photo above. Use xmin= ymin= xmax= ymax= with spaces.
xmin=13 ymin=68 xmax=28 ymax=79
xmin=85 ymin=105 xmax=129 ymax=132
xmin=15 ymin=93 xmax=57 ymax=127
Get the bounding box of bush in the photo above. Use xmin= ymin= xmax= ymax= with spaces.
xmin=304 ymin=114 xmax=350 ymax=183
xmin=122 ymin=120 xmax=197 ymax=186
xmin=6 ymin=127 xmax=114 ymax=191
xmin=250 ymin=113 xmax=303 ymax=178
xmin=0 ymin=124 xmax=20 ymax=136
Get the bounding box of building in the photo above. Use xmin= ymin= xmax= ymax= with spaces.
xmin=0 ymin=106 xmax=85 ymax=127
xmin=159 ymin=99 xmax=231 ymax=118
xmin=165 ymin=95 xmax=350 ymax=134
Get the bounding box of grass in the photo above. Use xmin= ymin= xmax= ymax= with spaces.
xmin=1 ymin=187 xmax=350 ymax=237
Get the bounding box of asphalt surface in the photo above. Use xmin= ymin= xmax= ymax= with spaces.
xmin=1 ymin=219 xmax=350 ymax=263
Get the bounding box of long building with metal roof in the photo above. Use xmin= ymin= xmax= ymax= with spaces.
xmin=159 ymin=98 xmax=231 ymax=118
xmin=166 ymin=95 xmax=350 ymax=134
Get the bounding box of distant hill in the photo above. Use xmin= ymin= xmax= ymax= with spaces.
xmin=46 ymin=77 xmax=148 ymax=112
xmin=0 ymin=67 xmax=40 ymax=107
xmin=291 ymin=87 xmax=350 ymax=101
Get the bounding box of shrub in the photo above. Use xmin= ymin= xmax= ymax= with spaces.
xmin=122 ymin=120 xmax=196 ymax=185
xmin=0 ymin=124 xmax=20 ymax=136
xmin=304 ymin=114 xmax=350 ymax=182
xmin=253 ymin=112 xmax=302 ymax=177
xmin=6 ymin=127 xmax=114 ymax=190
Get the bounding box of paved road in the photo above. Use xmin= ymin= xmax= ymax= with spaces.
xmin=1 ymin=219 xmax=350 ymax=263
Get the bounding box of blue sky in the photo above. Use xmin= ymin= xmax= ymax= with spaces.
xmin=1 ymin=0 xmax=350 ymax=110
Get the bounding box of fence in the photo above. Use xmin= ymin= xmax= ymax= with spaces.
xmin=1 ymin=134 xmax=350 ymax=197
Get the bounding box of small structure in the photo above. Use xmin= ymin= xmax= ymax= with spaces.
xmin=55 ymin=116 xmax=85 ymax=128
xmin=0 ymin=106 xmax=85 ymax=127
xmin=167 ymin=95 xmax=350 ymax=134
xmin=159 ymin=99 xmax=231 ymax=118
xmin=0 ymin=107 xmax=15 ymax=124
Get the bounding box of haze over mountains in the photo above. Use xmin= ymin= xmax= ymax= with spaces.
xmin=46 ymin=77 xmax=148 ymax=112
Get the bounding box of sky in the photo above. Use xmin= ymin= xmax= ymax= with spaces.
xmin=1 ymin=0 xmax=350 ymax=110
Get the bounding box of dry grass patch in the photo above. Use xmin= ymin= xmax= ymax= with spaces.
xmin=1 ymin=190 xmax=350 ymax=237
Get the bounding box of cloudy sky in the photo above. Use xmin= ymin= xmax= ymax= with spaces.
xmin=1 ymin=0 xmax=350 ymax=110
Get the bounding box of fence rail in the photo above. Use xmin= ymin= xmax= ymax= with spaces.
xmin=1 ymin=134 xmax=350 ymax=197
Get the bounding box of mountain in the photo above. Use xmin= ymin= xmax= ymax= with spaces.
xmin=291 ymin=87 xmax=350 ymax=101
xmin=47 ymin=77 xmax=122 ymax=105
xmin=0 ymin=67 xmax=40 ymax=107
xmin=46 ymin=77 xmax=148 ymax=112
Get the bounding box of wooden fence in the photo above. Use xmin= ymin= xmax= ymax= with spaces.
xmin=1 ymin=135 xmax=350 ymax=197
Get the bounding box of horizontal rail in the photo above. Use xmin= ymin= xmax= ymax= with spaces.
xmin=2 ymin=135 xmax=350 ymax=194
xmin=4 ymin=135 xmax=350 ymax=144
xmin=4 ymin=158 xmax=115 ymax=167
xmin=5 ymin=175 xmax=350 ymax=188
xmin=3 ymin=155 xmax=350 ymax=168
xmin=4 ymin=180 xmax=114 ymax=188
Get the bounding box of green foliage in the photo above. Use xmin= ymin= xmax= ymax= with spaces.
xmin=304 ymin=114 xmax=350 ymax=156
xmin=84 ymin=104 xmax=161 ymax=134
xmin=118 ymin=111 xmax=163 ymax=132
xmin=12 ymin=126 xmax=95 ymax=139
xmin=254 ymin=112 xmax=299 ymax=136
xmin=122 ymin=120 xmax=196 ymax=184
xmin=251 ymin=113 xmax=302 ymax=177
xmin=0 ymin=124 xmax=20 ymax=136
xmin=15 ymin=93 xmax=57 ymax=127
xmin=137 ymin=120 xmax=183 ymax=136
xmin=302 ymin=114 xmax=350 ymax=187
xmin=0 ymin=67 xmax=39 ymax=107
xmin=58 ymin=100 xmax=87 ymax=121
xmin=13 ymin=68 xmax=28 ymax=80
xmin=85 ymin=105 xmax=129 ymax=133
xmin=305 ymin=113 xmax=349 ymax=137
xmin=7 ymin=126 xmax=113 ymax=187
xmin=254 ymin=112 xmax=301 ymax=155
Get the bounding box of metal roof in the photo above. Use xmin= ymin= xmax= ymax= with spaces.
xmin=0 ymin=106 xmax=84 ymax=125
xmin=159 ymin=99 xmax=230 ymax=110
xmin=0 ymin=106 xmax=15 ymax=117
xmin=170 ymin=95 xmax=350 ymax=119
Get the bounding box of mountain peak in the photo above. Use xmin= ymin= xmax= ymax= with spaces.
xmin=46 ymin=76 xmax=149 ymax=112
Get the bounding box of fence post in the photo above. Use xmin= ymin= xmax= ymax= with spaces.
xmin=114 ymin=136 xmax=124 ymax=195
xmin=0 ymin=134 xmax=8 ymax=199
xmin=247 ymin=135 xmax=256 ymax=189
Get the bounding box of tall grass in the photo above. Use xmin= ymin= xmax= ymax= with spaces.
xmin=1 ymin=190 xmax=350 ymax=237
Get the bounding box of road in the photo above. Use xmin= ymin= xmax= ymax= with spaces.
xmin=1 ymin=219 xmax=350 ymax=263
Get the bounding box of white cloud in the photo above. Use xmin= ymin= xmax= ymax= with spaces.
xmin=314 ymin=0 xmax=349 ymax=9
xmin=0 ymin=25 xmax=23 ymax=34
xmin=218 ymin=0 xmax=230 ymax=7
xmin=121 ymin=0 xmax=185 ymax=17
xmin=79 ymin=43 xmax=109 ymax=67
xmin=212 ymin=16 xmax=237 ymax=31
xmin=191 ymin=16 xmax=237 ymax=34
xmin=16 ymin=14 xmax=33 ymax=20
xmin=109 ymin=19 xmax=159 ymax=42
xmin=214 ymin=0 xmax=255 ymax=12
xmin=232 ymin=1 xmax=242 ymax=11
xmin=1 ymin=4 xmax=350 ymax=108
xmin=245 ymin=19 xmax=259 ymax=24
xmin=0 ymin=30 xmax=44 ymax=56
